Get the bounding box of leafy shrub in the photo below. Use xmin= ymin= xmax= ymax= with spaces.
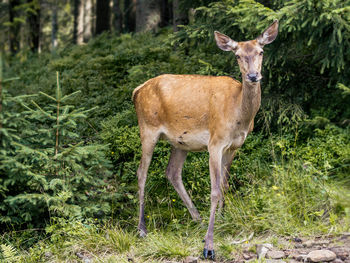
xmin=219 ymin=159 xmax=349 ymax=235
xmin=298 ymin=125 xmax=350 ymax=179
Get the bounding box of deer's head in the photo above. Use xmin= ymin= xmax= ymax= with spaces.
xmin=214 ymin=20 xmax=278 ymax=83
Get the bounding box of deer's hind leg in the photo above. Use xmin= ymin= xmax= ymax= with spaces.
xmin=166 ymin=147 xmax=201 ymax=221
xmin=219 ymin=149 xmax=236 ymax=211
xmin=137 ymin=126 xmax=160 ymax=237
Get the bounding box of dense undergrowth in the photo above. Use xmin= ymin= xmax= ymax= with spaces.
xmin=1 ymin=0 xmax=350 ymax=261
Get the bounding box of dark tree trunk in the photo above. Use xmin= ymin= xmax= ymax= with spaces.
xmin=27 ymin=0 xmax=41 ymax=53
xmin=73 ymin=0 xmax=80 ymax=43
xmin=95 ymin=0 xmax=110 ymax=35
xmin=0 ymin=52 xmax=3 ymax=135
xmin=52 ymin=0 xmax=58 ymax=50
xmin=124 ymin=0 xmax=136 ymax=32
xmin=113 ymin=0 xmax=122 ymax=33
xmin=172 ymin=0 xmax=187 ymax=32
xmin=9 ymin=0 xmax=21 ymax=54
xmin=136 ymin=0 xmax=161 ymax=32
xmin=160 ymin=0 xmax=171 ymax=27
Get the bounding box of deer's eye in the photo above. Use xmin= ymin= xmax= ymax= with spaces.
xmin=259 ymin=51 xmax=264 ymax=56
xmin=236 ymin=55 xmax=240 ymax=59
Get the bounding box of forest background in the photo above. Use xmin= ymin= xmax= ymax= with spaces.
xmin=0 ymin=0 xmax=350 ymax=262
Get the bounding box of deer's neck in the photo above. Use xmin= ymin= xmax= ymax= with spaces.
xmin=240 ymin=79 xmax=261 ymax=122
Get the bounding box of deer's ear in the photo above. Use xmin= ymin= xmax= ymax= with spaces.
xmin=214 ymin=31 xmax=238 ymax=51
xmin=257 ymin=20 xmax=279 ymax=46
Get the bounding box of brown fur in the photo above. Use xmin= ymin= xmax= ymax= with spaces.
xmin=133 ymin=20 xmax=278 ymax=255
xmin=134 ymin=74 xmax=249 ymax=149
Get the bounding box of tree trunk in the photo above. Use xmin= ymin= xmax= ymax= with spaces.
xmin=172 ymin=0 xmax=187 ymax=32
xmin=77 ymin=0 xmax=84 ymax=44
xmin=0 ymin=52 xmax=3 ymax=136
xmin=83 ymin=0 xmax=92 ymax=42
xmin=95 ymin=0 xmax=110 ymax=35
xmin=124 ymin=0 xmax=136 ymax=32
xmin=160 ymin=0 xmax=171 ymax=27
xmin=27 ymin=0 xmax=41 ymax=53
xmin=51 ymin=0 xmax=58 ymax=50
xmin=113 ymin=0 xmax=122 ymax=33
xmin=73 ymin=0 xmax=79 ymax=43
xmin=135 ymin=0 xmax=161 ymax=32
xmin=9 ymin=0 xmax=21 ymax=54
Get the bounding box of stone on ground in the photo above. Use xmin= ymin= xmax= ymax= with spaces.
xmin=265 ymin=260 xmax=286 ymax=263
xmin=330 ymin=247 xmax=350 ymax=260
xmin=256 ymin=243 xmax=273 ymax=259
xmin=184 ymin=256 xmax=198 ymax=263
xmin=267 ymin=250 xmax=286 ymax=259
xmin=307 ymin=249 xmax=336 ymax=262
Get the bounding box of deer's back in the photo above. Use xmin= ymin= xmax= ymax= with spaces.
xmin=133 ymin=74 xmax=242 ymax=151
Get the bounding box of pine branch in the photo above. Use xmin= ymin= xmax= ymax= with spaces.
xmin=39 ymin=91 xmax=57 ymax=102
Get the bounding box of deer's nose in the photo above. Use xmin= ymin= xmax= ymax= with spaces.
xmin=247 ymin=73 xmax=258 ymax=82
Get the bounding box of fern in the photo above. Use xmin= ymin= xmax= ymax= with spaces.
xmin=0 ymin=244 xmax=19 ymax=263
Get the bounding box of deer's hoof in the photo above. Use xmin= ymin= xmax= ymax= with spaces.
xmin=138 ymin=228 xmax=147 ymax=238
xmin=203 ymin=248 xmax=215 ymax=260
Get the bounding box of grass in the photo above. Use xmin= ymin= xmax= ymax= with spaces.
xmin=1 ymin=178 xmax=349 ymax=262
xmin=1 ymin=128 xmax=349 ymax=262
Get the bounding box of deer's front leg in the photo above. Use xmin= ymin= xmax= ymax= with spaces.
xmin=203 ymin=144 xmax=223 ymax=260
xmin=219 ymin=149 xmax=236 ymax=211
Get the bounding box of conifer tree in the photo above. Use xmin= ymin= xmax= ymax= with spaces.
xmin=0 ymin=71 xmax=113 ymax=227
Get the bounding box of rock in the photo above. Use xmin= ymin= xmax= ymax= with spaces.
xmin=330 ymin=247 xmax=350 ymax=260
xmin=265 ymin=260 xmax=286 ymax=263
xmin=339 ymin=234 xmax=350 ymax=241
xmin=303 ymin=240 xmax=315 ymax=248
xmin=265 ymin=244 xmax=274 ymax=249
xmin=293 ymin=254 xmax=308 ymax=261
xmin=76 ymin=252 xmax=92 ymax=263
xmin=333 ymin=259 xmax=344 ymax=263
xmin=267 ymin=250 xmax=286 ymax=259
xmin=283 ymin=250 xmax=293 ymax=257
xmin=307 ymin=250 xmax=336 ymax=262
xmin=76 ymin=252 xmax=85 ymax=259
xmin=294 ymin=237 xmax=303 ymax=243
xmin=184 ymin=256 xmax=198 ymax=263
xmin=295 ymin=248 xmax=313 ymax=255
xmin=256 ymin=243 xmax=273 ymax=259
xmin=314 ymin=240 xmax=330 ymax=246
xmin=295 ymin=244 xmax=304 ymax=249
xmin=44 ymin=251 xmax=53 ymax=258
xmin=243 ymin=253 xmax=252 ymax=260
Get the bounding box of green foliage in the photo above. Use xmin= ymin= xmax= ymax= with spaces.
xmin=221 ymin=162 xmax=334 ymax=235
xmin=172 ymin=0 xmax=350 ymax=124
xmin=298 ymin=125 xmax=350 ymax=179
xmin=137 ymin=232 xmax=192 ymax=259
xmin=0 ymin=244 xmax=20 ymax=263
xmin=46 ymin=217 xmax=136 ymax=255
xmin=0 ymin=73 xmax=113 ymax=228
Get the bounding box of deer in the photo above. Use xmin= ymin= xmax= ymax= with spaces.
xmin=132 ymin=20 xmax=278 ymax=260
